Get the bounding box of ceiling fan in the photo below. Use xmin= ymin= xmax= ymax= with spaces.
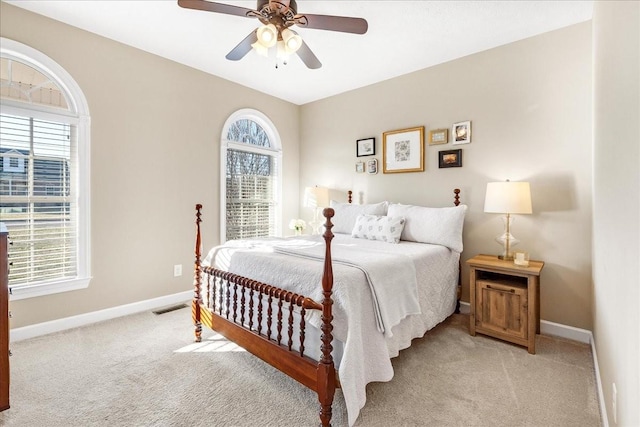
xmin=177 ymin=0 xmax=368 ymax=69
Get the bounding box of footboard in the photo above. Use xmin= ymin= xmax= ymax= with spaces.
xmin=193 ymin=204 xmax=337 ymax=427
xmin=198 ymin=267 xmax=324 ymax=390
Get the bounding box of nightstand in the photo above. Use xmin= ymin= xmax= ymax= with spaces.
xmin=467 ymin=254 xmax=544 ymax=354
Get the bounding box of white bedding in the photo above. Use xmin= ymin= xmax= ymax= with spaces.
xmin=203 ymin=234 xmax=459 ymax=426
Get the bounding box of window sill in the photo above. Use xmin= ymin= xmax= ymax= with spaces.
xmin=9 ymin=277 xmax=92 ymax=301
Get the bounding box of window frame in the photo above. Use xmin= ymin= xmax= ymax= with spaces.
xmin=1 ymin=38 xmax=91 ymax=301
xmin=220 ymin=109 xmax=282 ymax=243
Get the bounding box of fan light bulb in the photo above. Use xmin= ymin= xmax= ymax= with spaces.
xmin=256 ymin=24 xmax=277 ymax=48
xmin=281 ymin=28 xmax=302 ymax=54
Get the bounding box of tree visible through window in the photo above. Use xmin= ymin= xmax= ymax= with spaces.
xmin=222 ymin=111 xmax=281 ymax=241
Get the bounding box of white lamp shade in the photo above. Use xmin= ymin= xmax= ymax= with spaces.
xmin=304 ymin=186 xmax=330 ymax=209
xmin=484 ymin=181 xmax=532 ymax=214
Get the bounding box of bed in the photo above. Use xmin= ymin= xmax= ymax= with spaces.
xmin=192 ymin=189 xmax=465 ymax=426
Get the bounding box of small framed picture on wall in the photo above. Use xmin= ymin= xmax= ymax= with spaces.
xmin=356 ymin=137 xmax=376 ymax=157
xmin=438 ymin=149 xmax=462 ymax=168
xmin=367 ymin=158 xmax=378 ymax=174
xmin=452 ymin=121 xmax=471 ymax=145
xmin=355 ymin=161 xmax=365 ymax=173
xmin=429 ymin=129 xmax=448 ymax=145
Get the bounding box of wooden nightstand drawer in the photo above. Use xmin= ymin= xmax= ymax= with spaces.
xmin=476 ymin=280 xmax=527 ymax=341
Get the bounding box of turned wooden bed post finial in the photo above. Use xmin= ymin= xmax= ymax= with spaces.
xmin=347 ymin=190 xmax=353 ymax=204
xmin=318 ymin=207 xmax=336 ymax=427
xmin=454 ymin=188 xmax=461 ymax=206
xmin=193 ymin=204 xmax=203 ymax=343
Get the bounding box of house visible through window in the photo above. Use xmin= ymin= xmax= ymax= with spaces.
xmin=221 ymin=110 xmax=282 ymax=242
xmin=0 ymin=38 xmax=91 ymax=299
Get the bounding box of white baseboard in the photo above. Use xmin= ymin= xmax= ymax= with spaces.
xmin=459 ymin=301 xmax=470 ymax=314
xmin=459 ymin=300 xmax=607 ymax=425
xmin=591 ymin=333 xmax=609 ymax=427
xmin=540 ymin=319 xmax=591 ymax=344
xmin=10 ymin=290 xmax=193 ymax=342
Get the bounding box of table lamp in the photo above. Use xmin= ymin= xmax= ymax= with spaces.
xmin=304 ymin=186 xmax=330 ymax=235
xmin=484 ymin=180 xmax=532 ymax=260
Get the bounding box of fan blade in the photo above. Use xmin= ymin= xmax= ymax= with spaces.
xmin=296 ymin=40 xmax=322 ymax=69
xmin=294 ymin=14 xmax=368 ymax=34
xmin=226 ymin=30 xmax=258 ymax=61
xmin=178 ymin=0 xmax=256 ymax=18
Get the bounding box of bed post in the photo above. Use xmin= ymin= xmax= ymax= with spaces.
xmin=318 ymin=207 xmax=336 ymax=427
xmin=193 ymin=204 xmax=203 ymax=343
xmin=453 ymin=189 xmax=462 ymax=312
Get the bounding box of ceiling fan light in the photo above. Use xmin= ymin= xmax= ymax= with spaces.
xmin=256 ymin=24 xmax=278 ymax=48
xmin=276 ymin=40 xmax=289 ymax=60
xmin=281 ymin=28 xmax=302 ymax=53
xmin=251 ymin=41 xmax=270 ymax=57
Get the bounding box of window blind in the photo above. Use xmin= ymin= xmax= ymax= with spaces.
xmin=0 ymin=113 xmax=78 ymax=286
xmin=226 ymin=148 xmax=277 ymax=241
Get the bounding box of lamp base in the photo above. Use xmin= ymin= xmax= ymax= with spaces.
xmin=309 ymin=207 xmax=322 ymax=235
xmin=495 ymin=214 xmax=520 ymax=260
xmin=309 ymin=220 xmax=322 ymax=235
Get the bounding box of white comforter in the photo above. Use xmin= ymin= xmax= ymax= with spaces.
xmin=203 ymin=234 xmax=459 ymax=426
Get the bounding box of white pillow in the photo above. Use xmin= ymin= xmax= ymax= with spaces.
xmin=351 ymin=214 xmax=406 ymax=244
xmin=329 ymin=200 xmax=389 ymax=234
xmin=386 ymin=203 xmax=467 ymax=252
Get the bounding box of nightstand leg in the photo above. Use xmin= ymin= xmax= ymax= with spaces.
xmin=469 ymin=267 xmax=476 ymax=336
xmin=528 ymin=277 xmax=538 ymax=354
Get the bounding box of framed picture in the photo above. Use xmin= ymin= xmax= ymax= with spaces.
xmin=356 ymin=137 xmax=375 ymax=157
xmin=382 ymin=126 xmax=425 ymax=173
xmin=429 ymin=128 xmax=448 ymax=145
xmin=452 ymin=121 xmax=471 ymax=145
xmin=438 ymin=149 xmax=462 ymax=168
xmin=355 ymin=161 xmax=365 ymax=173
xmin=367 ymin=158 xmax=378 ymax=174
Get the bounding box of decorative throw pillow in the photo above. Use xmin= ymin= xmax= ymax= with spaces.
xmin=329 ymin=200 xmax=389 ymax=234
xmin=386 ymin=203 xmax=467 ymax=252
xmin=351 ymin=214 xmax=406 ymax=244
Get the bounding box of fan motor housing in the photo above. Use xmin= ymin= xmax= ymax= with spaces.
xmin=257 ymin=0 xmax=297 ymax=17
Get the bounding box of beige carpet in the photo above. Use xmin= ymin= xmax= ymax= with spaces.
xmin=0 ymin=307 xmax=601 ymax=426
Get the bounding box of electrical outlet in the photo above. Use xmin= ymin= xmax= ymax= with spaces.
xmin=612 ymin=383 xmax=617 ymax=424
xmin=173 ymin=264 xmax=182 ymax=277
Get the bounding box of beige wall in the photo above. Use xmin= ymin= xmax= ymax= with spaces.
xmin=592 ymin=1 xmax=640 ymax=425
xmin=1 ymin=2 xmax=301 ymax=327
xmin=300 ymin=23 xmax=593 ymax=330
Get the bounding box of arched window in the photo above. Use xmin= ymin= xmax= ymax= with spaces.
xmin=221 ymin=109 xmax=282 ymax=242
xmin=0 ymin=38 xmax=91 ymax=299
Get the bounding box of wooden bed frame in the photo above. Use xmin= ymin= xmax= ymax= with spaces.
xmin=192 ymin=189 xmax=461 ymax=427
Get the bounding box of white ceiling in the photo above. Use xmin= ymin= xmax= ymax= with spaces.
xmin=5 ymin=0 xmax=593 ymax=105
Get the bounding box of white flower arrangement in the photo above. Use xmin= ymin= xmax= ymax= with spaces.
xmin=288 ymin=219 xmax=307 ymax=232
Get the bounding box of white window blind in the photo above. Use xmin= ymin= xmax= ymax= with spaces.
xmin=226 ymin=149 xmax=277 ymax=239
xmin=224 ymin=116 xmax=280 ymax=242
xmin=0 ymin=113 xmax=78 ymax=286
